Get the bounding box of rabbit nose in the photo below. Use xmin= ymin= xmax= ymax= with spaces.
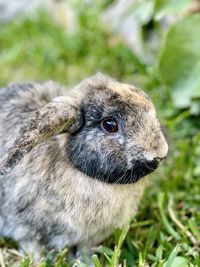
xmin=143 ymin=146 xmax=168 ymax=162
xmin=153 ymin=156 xmax=167 ymax=165
xmin=157 ymin=139 xmax=168 ymax=159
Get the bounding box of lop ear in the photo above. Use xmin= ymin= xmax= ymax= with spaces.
xmin=0 ymin=96 xmax=82 ymax=175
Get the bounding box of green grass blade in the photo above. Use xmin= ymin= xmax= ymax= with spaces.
xmin=92 ymin=255 xmax=103 ymax=267
xmin=158 ymin=193 xmax=180 ymax=240
xmin=110 ymin=224 xmax=130 ymax=267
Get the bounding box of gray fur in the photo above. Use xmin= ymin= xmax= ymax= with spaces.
xmin=0 ymin=73 xmax=168 ymax=261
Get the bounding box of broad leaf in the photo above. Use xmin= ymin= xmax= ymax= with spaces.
xmin=163 ymin=256 xmax=188 ymax=267
xmin=159 ymin=14 xmax=200 ymax=114
xmin=154 ymin=0 xmax=190 ymax=20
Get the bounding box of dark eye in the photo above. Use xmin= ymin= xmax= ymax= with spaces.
xmin=101 ymin=117 xmax=119 ymax=133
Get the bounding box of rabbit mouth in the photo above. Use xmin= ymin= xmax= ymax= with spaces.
xmin=79 ymin=158 xmax=159 ymax=184
xmin=114 ymin=159 xmax=159 ymax=184
xmin=98 ymin=158 xmax=159 ymax=184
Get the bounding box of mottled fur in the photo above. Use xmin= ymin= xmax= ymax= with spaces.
xmin=0 ymin=73 xmax=168 ymax=260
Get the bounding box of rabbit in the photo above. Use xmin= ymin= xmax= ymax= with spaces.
xmin=0 ymin=73 xmax=168 ymax=262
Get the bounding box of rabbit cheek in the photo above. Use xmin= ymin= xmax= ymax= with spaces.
xmin=67 ymin=128 xmax=154 ymax=185
xmin=67 ymin=133 xmax=128 ymax=184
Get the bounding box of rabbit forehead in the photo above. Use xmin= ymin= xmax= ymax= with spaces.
xmin=83 ymin=86 xmax=155 ymax=116
xmin=79 ymin=76 xmax=154 ymax=112
xmin=73 ymin=73 xmax=155 ymax=117
xmin=111 ymin=85 xmax=153 ymax=110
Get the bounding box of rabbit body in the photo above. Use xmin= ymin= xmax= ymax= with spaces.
xmin=0 ymin=74 xmax=168 ymax=259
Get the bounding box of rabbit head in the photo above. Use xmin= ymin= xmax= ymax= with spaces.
xmin=0 ymin=73 xmax=168 ymax=184
xmin=67 ymin=73 xmax=168 ymax=183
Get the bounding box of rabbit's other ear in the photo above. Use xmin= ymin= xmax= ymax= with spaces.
xmin=0 ymin=96 xmax=82 ymax=176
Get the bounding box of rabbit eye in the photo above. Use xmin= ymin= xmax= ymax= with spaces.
xmin=101 ymin=117 xmax=118 ymax=133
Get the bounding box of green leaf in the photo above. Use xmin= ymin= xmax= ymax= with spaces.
xmin=92 ymin=255 xmax=103 ymax=267
xmin=157 ymin=193 xmax=180 ymax=240
xmin=93 ymin=245 xmax=114 ymax=256
xmin=159 ymin=14 xmax=200 ymax=113
xmin=154 ymin=0 xmax=190 ymax=20
xmin=190 ymin=100 xmax=200 ymax=115
xmin=53 ymin=248 xmax=68 ymax=267
xmin=121 ymin=0 xmax=154 ymax=25
xmin=110 ymin=224 xmax=130 ymax=267
xmin=163 ymin=255 xmax=188 ymax=267
xmin=163 ymin=246 xmax=179 ymax=267
xmin=19 ymin=257 xmax=32 ymax=267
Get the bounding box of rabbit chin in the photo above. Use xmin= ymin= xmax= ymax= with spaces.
xmin=73 ymin=158 xmax=159 ymax=184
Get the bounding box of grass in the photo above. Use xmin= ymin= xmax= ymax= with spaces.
xmin=0 ymin=5 xmax=199 ymax=267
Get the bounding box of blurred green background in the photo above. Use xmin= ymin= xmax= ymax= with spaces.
xmin=0 ymin=0 xmax=199 ymax=266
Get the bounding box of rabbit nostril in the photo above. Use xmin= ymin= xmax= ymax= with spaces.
xmin=155 ymin=156 xmax=167 ymax=162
